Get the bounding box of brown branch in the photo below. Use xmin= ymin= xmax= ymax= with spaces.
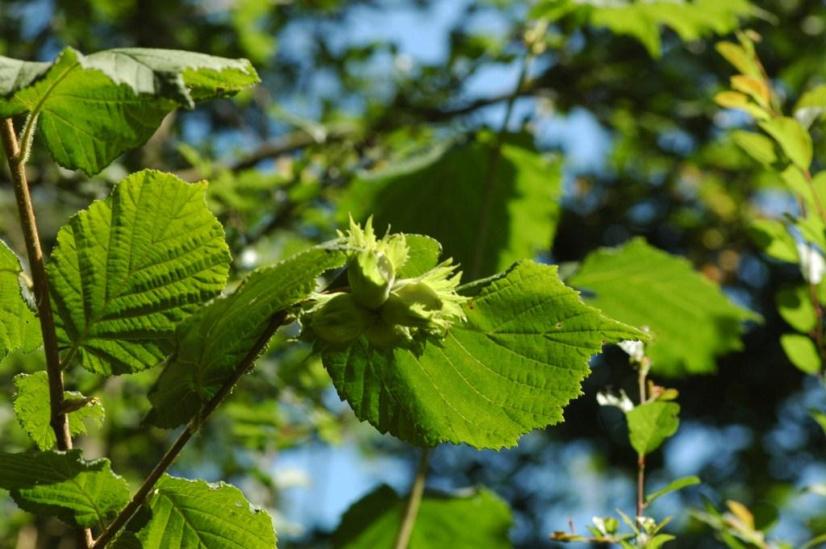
xmin=91 ymin=311 xmax=288 ymax=548
xmin=1 ymin=117 xmax=92 ymax=546
xmin=176 ymin=83 xmax=541 ymax=182
xmin=1 ymin=118 xmax=69 ymax=448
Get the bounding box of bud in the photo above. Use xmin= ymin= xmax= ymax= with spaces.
xmin=310 ymin=293 xmax=371 ymax=344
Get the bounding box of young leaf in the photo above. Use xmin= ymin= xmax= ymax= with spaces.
xmin=535 ymin=0 xmax=757 ymax=58
xmin=730 ymin=130 xmax=778 ymax=167
xmin=776 ymin=285 xmax=817 ymax=333
xmin=343 ymin=133 xmax=563 ymax=279
xmin=645 ymin=475 xmax=701 ymax=506
xmin=118 ymin=475 xmax=276 ymax=548
xmin=759 ymin=117 xmax=813 ymax=171
xmin=780 ymin=333 xmax=821 ymax=374
xmin=0 ymin=239 xmax=40 ymax=361
xmin=748 ymin=219 xmax=798 ymax=263
xmin=13 ymin=371 xmax=104 ymax=450
xmin=0 ymin=450 xmax=129 ymax=527
xmin=794 ymin=84 xmax=826 ymax=127
xmin=397 ymin=234 xmax=443 ymax=278
xmin=48 ymin=169 xmax=230 ymax=375
xmin=323 ymin=260 xmax=642 ymax=448
xmin=569 ymin=238 xmax=757 ymax=376
xmin=146 ymin=243 xmax=347 ymax=428
xmin=0 ymin=47 xmax=259 ymax=174
xmin=333 ymin=484 xmax=511 ymax=549
xmin=626 ymin=401 xmax=680 ymax=455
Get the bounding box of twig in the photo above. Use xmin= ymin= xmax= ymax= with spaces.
xmin=91 ymin=312 xmax=287 ymax=548
xmin=393 ymin=448 xmax=431 ymax=549
xmin=635 ymin=357 xmax=651 ymax=518
xmin=1 ymin=117 xmax=91 ymax=547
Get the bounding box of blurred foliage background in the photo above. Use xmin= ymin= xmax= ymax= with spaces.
xmin=1 ymin=0 xmax=826 ymax=547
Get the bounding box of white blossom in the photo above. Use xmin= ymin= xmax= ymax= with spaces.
xmin=618 ymin=339 xmax=645 ymax=362
xmin=592 ymin=516 xmax=608 ymax=535
xmin=596 ymin=389 xmax=634 ymax=413
xmin=797 ymin=241 xmax=826 ymax=284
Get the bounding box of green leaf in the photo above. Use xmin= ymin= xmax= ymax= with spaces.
xmin=48 ymin=169 xmax=230 ymax=375
xmin=569 ymin=238 xmax=757 ymax=376
xmin=0 ymin=450 xmax=129 ymax=527
xmin=147 ymin=243 xmax=347 ymax=428
xmin=780 ymin=333 xmax=821 ymax=375
xmin=0 ymin=47 xmax=259 ymax=174
xmin=343 ymin=133 xmax=563 ymax=279
xmin=397 ymin=234 xmax=443 ymax=278
xmin=323 ymin=260 xmax=642 ymax=448
xmin=119 ymin=475 xmax=276 ymax=548
xmin=333 ymin=485 xmax=511 ymax=549
xmin=748 ymin=219 xmax=798 ymax=263
xmin=626 ymin=401 xmax=680 ymax=455
xmin=535 ymin=0 xmax=756 ymax=57
xmin=13 ymin=371 xmax=104 ymax=450
xmin=730 ymin=130 xmax=777 ymax=166
xmin=759 ymin=117 xmax=813 ymax=171
xmin=645 ymin=476 xmax=701 ymax=506
xmin=776 ymin=285 xmax=817 ymax=333
xmin=749 ymin=218 xmax=799 ymax=262
xmin=794 ymin=84 xmax=826 ymax=127
xmin=0 ymin=240 xmax=40 ymax=361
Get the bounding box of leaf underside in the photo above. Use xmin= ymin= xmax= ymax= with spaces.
xmin=569 ymin=238 xmax=757 ymax=376
xmin=323 ymin=259 xmax=641 ymax=449
xmin=117 ymin=475 xmax=276 ymax=548
xmin=0 ymin=450 xmax=129 ymax=528
xmin=49 ymin=169 xmax=230 ymax=376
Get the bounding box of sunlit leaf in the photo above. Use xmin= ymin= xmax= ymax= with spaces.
xmin=323 ymin=260 xmax=642 ymax=448
xmin=626 ymin=401 xmax=680 ymax=455
xmin=118 ymin=475 xmax=276 ymax=548
xmin=0 ymin=47 xmax=259 ymax=174
xmin=13 ymin=371 xmax=104 ymax=450
xmin=0 ymin=450 xmax=128 ymax=528
xmin=569 ymin=238 xmax=757 ymax=376
xmin=0 ymin=239 xmax=40 ymax=361
xmin=49 ymin=169 xmax=230 ymax=375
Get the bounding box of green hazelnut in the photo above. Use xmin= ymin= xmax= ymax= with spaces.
xmin=348 ymin=250 xmax=394 ymax=309
xmin=311 ymin=293 xmax=371 ymax=344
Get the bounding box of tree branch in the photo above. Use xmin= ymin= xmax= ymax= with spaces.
xmin=176 ymin=83 xmax=540 ymax=182
xmin=91 ymin=311 xmax=288 ymax=548
xmin=394 ymin=448 xmax=431 ymax=549
xmin=1 ymin=117 xmax=91 ymax=546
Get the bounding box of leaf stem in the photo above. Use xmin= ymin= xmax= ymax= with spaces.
xmin=1 ymin=117 xmax=91 ymax=546
xmin=636 ymin=357 xmax=650 ymax=519
xmin=394 ymin=447 xmax=431 ymax=549
xmin=90 ymin=311 xmax=287 ymax=548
